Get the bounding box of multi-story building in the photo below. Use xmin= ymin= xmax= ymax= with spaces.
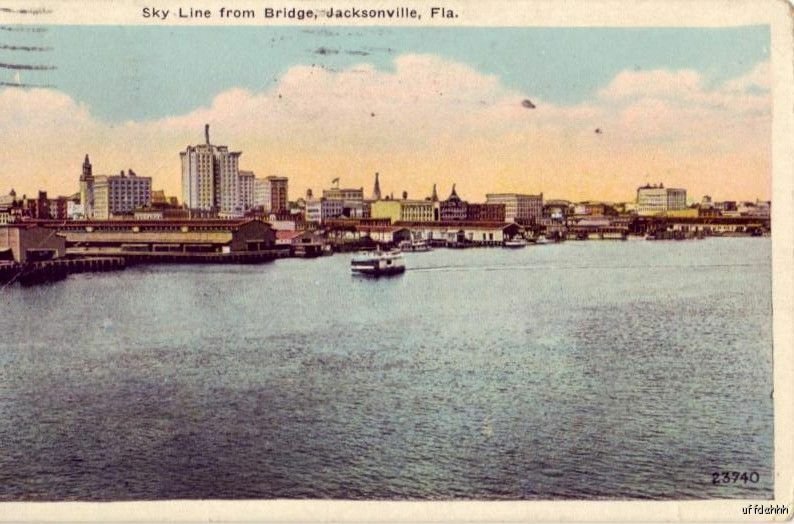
xmin=0 ymin=207 xmax=12 ymax=225
xmin=306 ymin=198 xmax=344 ymax=224
xmin=180 ymin=125 xmax=243 ymax=217
xmin=323 ymin=186 xmax=365 ymax=218
xmin=439 ymin=185 xmax=467 ymax=221
xmin=543 ymin=200 xmax=572 ymax=221
xmin=254 ymin=175 xmax=289 ymax=214
xmin=24 ymin=191 xmax=51 ymax=219
xmin=0 ymin=189 xmax=16 ymax=207
xmin=322 ymin=187 xmax=364 ymax=201
xmin=254 ymin=178 xmax=268 ymax=210
xmin=370 ymin=198 xmax=435 ymax=223
xmin=92 ymin=170 xmax=152 ymax=219
xmin=48 ymin=195 xmax=69 ymax=220
xmin=67 ymin=199 xmax=84 ymax=220
xmin=666 ymin=188 xmax=687 ymax=212
xmin=715 ymin=201 xmax=738 ymax=216
xmin=485 ymin=193 xmax=543 ymax=223
xmin=636 ymin=183 xmax=687 ymax=216
xmin=738 ymin=200 xmax=771 ymax=218
xmin=466 ymin=203 xmax=506 ymax=222
xmin=573 ymin=201 xmax=618 ymax=217
xmin=150 ymin=189 xmax=179 ymax=208
xmin=239 ymin=171 xmax=255 ymax=212
xmin=636 ymin=185 xmax=666 ymax=215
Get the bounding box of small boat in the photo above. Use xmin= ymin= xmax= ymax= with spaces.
xmin=534 ymin=235 xmax=549 ymax=245
xmin=399 ymin=239 xmax=432 ymax=252
xmin=351 ymin=249 xmax=406 ymax=276
xmin=503 ymin=237 xmax=528 ymax=248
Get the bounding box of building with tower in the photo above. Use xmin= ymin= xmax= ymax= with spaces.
xmin=79 ymin=154 xmax=94 ymax=218
xmin=439 ymin=184 xmax=467 ymax=221
xmin=180 ymin=125 xmax=244 ymax=218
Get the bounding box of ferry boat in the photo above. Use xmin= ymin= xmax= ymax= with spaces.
xmin=503 ymin=237 xmax=528 ymax=248
xmin=351 ymin=249 xmax=406 ymax=276
xmin=398 ymin=239 xmax=432 ymax=252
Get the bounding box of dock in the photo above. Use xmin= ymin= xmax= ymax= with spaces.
xmin=0 ymin=257 xmax=126 ymax=286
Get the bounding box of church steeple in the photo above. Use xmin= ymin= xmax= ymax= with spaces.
xmin=81 ymin=154 xmax=92 ymax=181
xmin=447 ymin=183 xmax=461 ymax=202
xmin=80 ymin=153 xmax=94 ymax=181
xmin=372 ymin=172 xmax=382 ymax=200
xmin=431 ymin=183 xmax=438 ymax=202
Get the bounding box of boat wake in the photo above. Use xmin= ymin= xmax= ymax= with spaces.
xmin=408 ymin=262 xmax=765 ymax=273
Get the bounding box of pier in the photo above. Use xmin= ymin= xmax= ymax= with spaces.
xmin=85 ymin=249 xmax=284 ymax=265
xmin=0 ymin=257 xmax=126 ymax=286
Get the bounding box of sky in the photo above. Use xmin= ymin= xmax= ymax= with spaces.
xmin=0 ymin=25 xmax=772 ymax=203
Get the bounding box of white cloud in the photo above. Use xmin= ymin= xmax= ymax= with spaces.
xmin=598 ymin=69 xmax=704 ymax=102
xmin=722 ymin=62 xmax=770 ymax=94
xmin=0 ymin=56 xmax=772 ymax=202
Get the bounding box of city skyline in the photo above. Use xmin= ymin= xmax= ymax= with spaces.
xmin=0 ymin=25 xmax=772 ymax=203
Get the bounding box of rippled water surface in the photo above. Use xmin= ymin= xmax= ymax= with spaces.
xmin=0 ymin=238 xmax=773 ymax=500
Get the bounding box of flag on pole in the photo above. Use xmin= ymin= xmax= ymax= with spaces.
xmin=332 ymin=177 xmax=340 ymax=186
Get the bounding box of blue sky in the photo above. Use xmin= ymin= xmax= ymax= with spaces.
xmin=1 ymin=25 xmax=770 ymax=122
xmin=0 ymin=24 xmax=773 ymax=201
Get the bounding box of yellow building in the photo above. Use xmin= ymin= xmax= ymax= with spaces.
xmin=665 ymin=208 xmax=699 ymax=218
xmin=370 ymin=199 xmax=436 ymax=222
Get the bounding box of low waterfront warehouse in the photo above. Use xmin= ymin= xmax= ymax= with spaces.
xmin=396 ymin=221 xmax=522 ymax=246
xmin=0 ymin=224 xmax=66 ymax=263
xmin=46 ymin=218 xmax=276 ymax=256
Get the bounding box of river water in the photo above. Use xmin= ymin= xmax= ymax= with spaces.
xmin=0 ymin=238 xmax=773 ymax=500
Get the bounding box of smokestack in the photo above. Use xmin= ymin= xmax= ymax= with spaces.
xmin=205 ymin=124 xmax=210 ymax=145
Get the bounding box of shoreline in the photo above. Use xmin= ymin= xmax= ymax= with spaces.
xmin=0 ymin=235 xmax=770 ymax=288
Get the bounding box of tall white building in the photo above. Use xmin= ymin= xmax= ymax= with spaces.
xmin=92 ymin=170 xmax=152 ymax=219
xmin=636 ymin=183 xmax=687 ymax=216
xmin=254 ymin=176 xmax=289 ymax=214
xmin=180 ymin=125 xmax=244 ymax=217
xmin=666 ymin=188 xmax=687 ymax=211
xmin=254 ymin=178 xmax=267 ymax=209
xmin=239 ymin=170 xmax=255 ymax=212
